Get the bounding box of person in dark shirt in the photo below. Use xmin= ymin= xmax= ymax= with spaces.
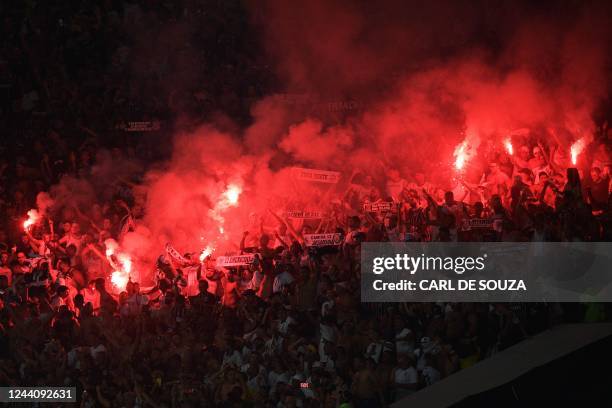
xmin=587 ymin=167 xmax=610 ymax=211
xmin=189 ymin=279 xmax=219 ymax=310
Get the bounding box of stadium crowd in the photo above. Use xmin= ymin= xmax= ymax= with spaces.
xmin=1 ymin=1 xmax=612 ymax=408
xmin=1 ymin=128 xmax=611 ymax=407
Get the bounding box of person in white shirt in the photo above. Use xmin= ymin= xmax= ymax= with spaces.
xmin=54 ymin=257 xmax=82 ymax=300
xmin=278 ymin=311 xmax=296 ymax=335
xmin=273 ymin=267 xmax=295 ymax=293
xmin=82 ymin=280 xmax=101 ymax=314
xmin=222 ymin=341 xmax=243 ymax=368
xmin=123 ymin=282 xmax=148 ymax=315
xmin=421 ymin=354 xmax=441 ymax=386
xmin=50 ymin=285 xmax=74 ymax=312
xmin=415 ymin=337 xmax=440 ymax=371
xmin=272 ymin=223 xmax=293 ymax=249
xmin=395 ymin=324 xmax=415 ymax=355
xmin=268 ymin=361 xmax=290 ymax=394
xmin=386 ymin=168 xmax=408 ymax=202
xmin=365 ymin=340 xmax=384 ymax=364
xmin=393 ymin=354 xmax=418 ymax=401
xmin=59 ymin=223 xmax=84 ymax=251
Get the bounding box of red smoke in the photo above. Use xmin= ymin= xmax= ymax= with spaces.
xmin=122 ymin=0 xmax=611 ymax=274
xmin=34 ymin=1 xmax=612 ymax=283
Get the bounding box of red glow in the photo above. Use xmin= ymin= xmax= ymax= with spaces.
xmin=104 ymin=239 xmax=132 ymax=291
xmin=104 ymin=239 xmax=118 ymax=257
xmin=110 ymin=254 xmax=131 ymax=290
xmin=454 ymin=140 xmax=468 ymax=170
xmin=570 ymin=137 xmax=587 ymax=166
xmin=504 ymin=138 xmax=514 ymax=155
xmin=199 ymin=245 xmax=214 ymax=262
xmin=224 ymin=184 xmax=241 ymax=205
xmin=111 ymin=271 xmax=129 ymax=290
xmin=209 ymin=183 xmax=243 ymax=237
xmin=23 ymin=209 xmax=39 ymax=230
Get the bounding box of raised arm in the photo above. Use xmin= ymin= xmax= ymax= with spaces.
xmin=84 ymin=244 xmax=113 ymax=270
xmin=422 ymin=188 xmax=437 ymax=208
xmin=268 ymin=209 xmax=303 ymax=244
xmin=273 ymin=231 xmax=288 ymax=248
xmin=25 ymin=229 xmax=43 ymax=252
xmin=538 ymin=181 xmax=550 ymax=204
xmin=240 ymin=231 xmax=249 ymax=251
xmin=48 ymin=218 xmax=55 ymax=241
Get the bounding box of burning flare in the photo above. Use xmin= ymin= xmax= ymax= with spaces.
xmin=453 ymin=140 xmax=469 ymax=171
xmin=504 ymin=138 xmax=514 ymax=156
xmin=117 ymin=253 xmax=132 ymax=274
xmin=23 ymin=209 xmax=40 ymax=230
xmin=104 ymin=239 xmax=118 ymax=257
xmin=570 ymin=137 xmax=587 ymax=166
xmin=223 ymin=184 xmax=241 ymax=206
xmin=109 ymin=255 xmax=132 ymax=291
xmin=104 ymin=239 xmax=132 ymax=291
xmin=199 ymin=245 xmax=214 ymax=262
xmin=209 ymin=183 xmax=243 ymax=235
xmin=111 ymin=271 xmax=129 ymax=290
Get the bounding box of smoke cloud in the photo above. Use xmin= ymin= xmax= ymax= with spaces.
xmin=126 ymin=0 xmax=611 ymax=268
xmin=34 ymin=0 xmax=612 ymax=282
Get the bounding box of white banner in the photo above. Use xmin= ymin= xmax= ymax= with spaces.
xmin=461 ymin=218 xmax=495 ymax=230
xmin=165 ymin=243 xmax=189 ymax=265
xmin=117 ymin=120 xmax=161 ymax=132
xmin=304 ymin=233 xmax=343 ymax=247
xmin=363 ymin=202 xmax=397 ymax=213
xmin=286 ymin=210 xmax=325 ymax=219
xmin=293 ymin=167 xmax=341 ymax=184
xmin=216 ymin=254 xmax=257 ymax=267
xmin=461 ymin=219 xmax=503 ymax=232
